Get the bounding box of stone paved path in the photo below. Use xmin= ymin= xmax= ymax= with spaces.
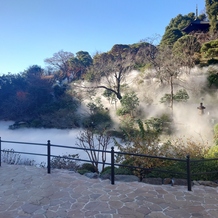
xmin=0 ymin=163 xmax=218 ymax=218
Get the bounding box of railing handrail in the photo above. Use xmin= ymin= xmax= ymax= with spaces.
xmin=2 ymin=138 xmax=218 ymax=162
xmin=0 ymin=137 xmax=218 ymax=192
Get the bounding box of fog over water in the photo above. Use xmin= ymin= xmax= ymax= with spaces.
xmin=1 ymin=66 xmax=217 ymax=165
xmin=0 ymin=121 xmax=92 ymax=165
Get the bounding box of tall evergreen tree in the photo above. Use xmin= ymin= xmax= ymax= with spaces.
xmin=205 ymin=0 xmax=218 ymax=33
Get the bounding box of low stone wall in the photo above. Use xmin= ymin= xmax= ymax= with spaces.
xmin=85 ymin=172 xmax=218 ymax=187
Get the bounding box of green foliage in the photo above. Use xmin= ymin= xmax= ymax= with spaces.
xmin=144 ymin=117 xmax=167 ymax=135
xmin=205 ymin=0 xmax=218 ymax=33
xmin=198 ymin=13 xmax=207 ymax=21
xmin=83 ymin=69 xmax=96 ymax=82
xmin=147 ymin=162 xmax=187 ymax=179
xmin=102 ymin=89 xmax=117 ymax=105
xmin=76 ymin=51 xmax=93 ymax=67
xmin=160 ymin=28 xmax=183 ymax=46
xmin=174 ymin=89 xmax=189 ymax=102
xmin=118 ymin=115 xmax=136 ymax=135
xmin=0 ymin=67 xmax=56 ymax=121
xmin=34 ymin=94 xmax=80 ymax=128
xmin=77 ymin=169 xmax=90 ymax=175
xmin=213 ymin=123 xmax=218 ymax=145
xmin=173 ymin=35 xmax=201 ymax=68
xmin=206 ymin=145 xmax=218 ymax=158
xmin=25 ymin=65 xmax=44 ymax=78
xmin=102 ymin=89 xmax=113 ymax=98
xmin=149 ymin=158 xmax=218 ymax=181
xmin=149 ymin=138 xmax=218 ymax=181
xmin=53 ymin=84 xmax=66 ymax=98
xmin=115 ymin=119 xmax=171 ymax=178
xmin=82 ymin=111 xmax=111 ymax=129
xmin=115 ymin=128 xmax=217 ymax=180
xmin=160 ymin=13 xmax=196 ymax=46
xmin=87 ymin=97 xmax=104 ymax=114
xmin=100 ymin=166 xmax=133 ymax=175
xmin=117 ymin=92 xmax=139 ymax=116
xmin=165 ymin=13 xmax=195 ymax=31
xmin=69 ymin=51 xmax=93 ymax=80
xmin=201 ymin=39 xmax=218 ymax=59
xmin=83 ymin=98 xmax=112 ymax=129
xmin=78 ymin=163 xmax=97 ymax=173
xmin=160 ymin=89 xmax=189 ymax=104
xmin=207 ymin=68 xmax=218 ymax=88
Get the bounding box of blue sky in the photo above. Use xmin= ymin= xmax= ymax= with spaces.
xmin=0 ymin=0 xmax=205 ymax=75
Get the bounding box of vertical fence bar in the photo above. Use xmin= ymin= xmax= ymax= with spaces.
xmin=111 ymin=147 xmax=115 ymax=185
xmin=47 ymin=140 xmax=51 ymax=174
xmin=0 ymin=137 xmax=1 ymax=167
xmin=186 ymin=155 xmax=191 ymax=191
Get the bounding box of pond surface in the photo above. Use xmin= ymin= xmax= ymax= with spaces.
xmin=0 ymin=121 xmax=114 ymax=167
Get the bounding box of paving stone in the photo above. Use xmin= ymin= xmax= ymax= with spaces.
xmin=0 ymin=163 xmax=218 ymax=217
xmin=21 ymin=203 xmax=41 ymax=214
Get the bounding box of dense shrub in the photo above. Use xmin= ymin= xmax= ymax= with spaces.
xmin=77 ymin=163 xmax=97 ymax=175
xmin=100 ymin=166 xmax=133 ymax=176
xmin=50 ymin=154 xmax=80 ymax=171
xmin=82 ymin=111 xmax=112 ymax=129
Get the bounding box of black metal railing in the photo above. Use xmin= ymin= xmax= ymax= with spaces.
xmin=0 ymin=137 xmax=218 ymax=192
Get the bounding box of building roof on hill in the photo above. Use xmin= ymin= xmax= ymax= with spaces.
xmin=182 ymin=19 xmax=210 ymax=33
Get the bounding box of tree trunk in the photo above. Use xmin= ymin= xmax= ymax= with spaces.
xmin=170 ymin=75 xmax=174 ymax=111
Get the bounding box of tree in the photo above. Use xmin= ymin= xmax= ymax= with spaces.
xmin=115 ymin=119 xmax=170 ymax=179
xmin=205 ymin=0 xmax=218 ymax=33
xmin=69 ymin=51 xmax=93 ymax=79
xmin=117 ymin=91 xmax=139 ymax=116
xmin=160 ymin=13 xmax=196 ymax=46
xmin=91 ymin=47 xmax=131 ymax=100
xmin=160 ymin=89 xmax=189 ymax=104
xmin=160 ymin=28 xmax=183 ymax=46
xmin=83 ymin=43 xmax=152 ymax=100
xmin=44 ymin=50 xmax=74 ymax=82
xmin=24 ymin=65 xmax=44 ymax=78
xmin=0 ymin=73 xmax=28 ymax=119
xmin=76 ymin=51 xmax=93 ymax=68
xmin=102 ymin=89 xmax=118 ymax=107
xmin=144 ymin=44 xmax=185 ymax=111
xmin=207 ymin=66 xmax=218 ymax=87
xmin=76 ymin=128 xmax=113 ymax=173
xmin=201 ymin=39 xmax=218 ymax=58
xmin=83 ymin=97 xmax=112 ymax=129
xmin=213 ymin=123 xmax=218 ymax=145
xmin=24 ymin=65 xmax=53 ymax=116
xmin=173 ymin=35 xmax=201 ymax=71
xmin=165 ymin=13 xmax=196 ymax=31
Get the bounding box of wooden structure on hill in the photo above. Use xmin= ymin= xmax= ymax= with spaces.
xmin=182 ymin=19 xmax=210 ymax=33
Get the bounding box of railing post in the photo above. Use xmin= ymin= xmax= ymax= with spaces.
xmin=186 ymin=155 xmax=191 ymax=191
xmin=47 ymin=140 xmax=51 ymax=174
xmin=0 ymin=137 xmax=1 ymax=167
xmin=111 ymin=147 xmax=115 ymax=185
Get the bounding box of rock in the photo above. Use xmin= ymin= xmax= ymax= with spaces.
xmin=163 ymin=178 xmax=172 ymax=185
xmin=193 ymin=180 xmax=200 ymax=186
xmin=114 ymin=175 xmax=139 ymax=182
xmin=142 ymin=178 xmax=162 ymax=185
xmin=171 ymin=178 xmax=188 ymax=186
xmin=100 ymin=173 xmax=111 ymax=180
xmin=197 ymin=180 xmax=218 ymax=187
xmin=84 ymin=172 xmax=99 ymax=179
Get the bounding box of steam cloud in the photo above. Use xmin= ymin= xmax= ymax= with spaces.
xmin=0 ymin=65 xmax=217 ymax=164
